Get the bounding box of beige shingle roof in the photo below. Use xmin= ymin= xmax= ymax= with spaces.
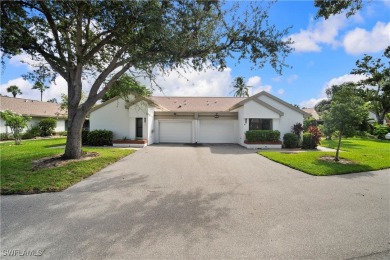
xmin=149 ymin=96 xmax=246 ymax=112
xmin=302 ymin=108 xmax=320 ymax=120
xmin=0 ymin=96 xmax=67 ymax=118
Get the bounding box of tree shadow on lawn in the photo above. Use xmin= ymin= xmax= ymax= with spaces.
xmin=2 ymin=181 xmax=232 ymax=258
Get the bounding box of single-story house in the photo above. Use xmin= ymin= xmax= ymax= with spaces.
xmin=302 ymin=108 xmax=323 ymax=124
xmin=0 ymin=96 xmax=67 ymax=134
xmin=90 ymin=91 xmax=310 ymax=148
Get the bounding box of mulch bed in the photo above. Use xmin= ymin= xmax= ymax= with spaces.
xmin=320 ymin=156 xmax=354 ymax=164
xmin=32 ymin=152 xmax=99 ymax=170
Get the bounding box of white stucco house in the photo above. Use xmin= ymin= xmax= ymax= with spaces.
xmin=0 ymin=96 xmax=67 ymax=134
xmin=90 ymin=91 xmax=309 ymax=148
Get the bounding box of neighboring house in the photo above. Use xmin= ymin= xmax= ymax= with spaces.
xmin=0 ymin=96 xmax=67 ymax=134
xmin=302 ymin=108 xmax=323 ymax=124
xmin=90 ymin=91 xmax=310 ymax=148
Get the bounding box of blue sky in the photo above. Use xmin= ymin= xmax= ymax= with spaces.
xmin=1 ymin=0 xmax=389 ymax=108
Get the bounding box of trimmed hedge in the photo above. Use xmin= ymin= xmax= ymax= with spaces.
xmin=283 ymin=133 xmax=298 ymax=148
xmin=86 ymin=129 xmax=113 ymax=146
xmin=82 ymin=130 xmax=89 ymax=145
xmin=245 ymin=130 xmax=280 ymax=142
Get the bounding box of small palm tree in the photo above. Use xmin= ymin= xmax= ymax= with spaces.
xmin=6 ymin=85 xmax=22 ymax=98
xmin=231 ymin=77 xmax=251 ymax=97
xmin=32 ymin=82 xmax=49 ymax=101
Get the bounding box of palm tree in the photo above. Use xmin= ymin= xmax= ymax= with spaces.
xmin=6 ymin=85 xmax=22 ymax=98
xmin=231 ymin=77 xmax=251 ymax=97
xmin=32 ymin=82 xmax=49 ymax=101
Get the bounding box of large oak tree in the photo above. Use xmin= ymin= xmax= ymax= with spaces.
xmin=1 ymin=0 xmax=292 ymax=159
xmin=351 ymin=46 xmax=390 ymax=124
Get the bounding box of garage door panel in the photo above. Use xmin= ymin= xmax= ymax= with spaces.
xmin=159 ymin=121 xmax=192 ymax=143
xmin=199 ymin=120 xmax=236 ymax=143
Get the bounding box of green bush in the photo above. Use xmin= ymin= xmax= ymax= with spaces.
xmin=86 ymin=129 xmax=113 ymax=146
xmin=21 ymin=125 xmax=41 ymax=139
xmin=245 ymin=130 xmax=280 ymax=142
xmin=21 ymin=131 xmax=35 ymax=139
xmin=301 ymin=126 xmax=322 ymax=149
xmin=301 ymin=133 xmax=314 ymax=149
xmin=38 ymin=118 xmax=57 ymax=136
xmin=82 ymin=130 xmax=89 ymax=145
xmin=283 ymin=133 xmax=298 ymax=148
xmin=374 ymin=124 xmax=388 ymax=139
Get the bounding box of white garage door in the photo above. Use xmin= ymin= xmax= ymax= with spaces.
xmin=198 ymin=120 xmax=236 ymax=143
xmin=159 ymin=121 xmax=192 ymax=143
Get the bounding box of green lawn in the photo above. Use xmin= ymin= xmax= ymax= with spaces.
xmin=259 ymin=138 xmax=390 ymax=176
xmin=0 ymin=138 xmax=135 ymax=194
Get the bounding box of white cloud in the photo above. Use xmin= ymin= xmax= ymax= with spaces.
xmin=300 ymin=98 xmax=324 ymax=109
xmin=325 ymin=74 xmax=367 ymax=87
xmin=1 ymin=77 xmax=34 ymax=98
xmin=288 ymin=14 xmax=349 ymax=52
xmin=299 ymin=73 xmax=367 ymax=108
xmin=0 ymin=77 xmax=67 ymax=102
xmin=8 ymin=52 xmax=47 ymax=71
xmin=247 ymin=76 xmax=261 ymax=87
xmin=277 ymin=89 xmax=285 ymax=95
xmin=245 ymin=76 xmax=272 ymax=96
xmin=151 ymin=67 xmax=233 ymax=97
xmin=343 ymin=22 xmax=390 ymax=55
xmin=384 ymin=0 xmax=390 ymax=7
xmin=287 ymin=74 xmax=298 ymax=84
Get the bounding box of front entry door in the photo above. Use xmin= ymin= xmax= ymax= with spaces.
xmin=136 ymin=118 xmax=143 ymax=138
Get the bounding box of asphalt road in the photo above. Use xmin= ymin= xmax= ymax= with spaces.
xmin=1 ymin=144 xmax=389 ymax=259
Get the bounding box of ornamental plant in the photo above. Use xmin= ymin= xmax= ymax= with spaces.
xmin=38 ymin=118 xmax=57 ymax=136
xmin=0 ymin=110 xmax=31 ymax=145
xmin=291 ymin=122 xmax=303 ymax=143
xmin=307 ymin=125 xmax=322 ymax=148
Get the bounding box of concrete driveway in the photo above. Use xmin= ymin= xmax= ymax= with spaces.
xmin=1 ymin=144 xmax=389 ymax=259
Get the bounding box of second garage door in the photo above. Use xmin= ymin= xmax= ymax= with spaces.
xmin=198 ymin=119 xmax=236 ymax=143
xmin=159 ymin=121 xmax=192 ymax=143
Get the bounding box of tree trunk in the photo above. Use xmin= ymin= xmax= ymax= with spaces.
xmin=335 ymin=131 xmax=342 ymax=162
xmin=63 ymin=111 xmax=86 ymax=159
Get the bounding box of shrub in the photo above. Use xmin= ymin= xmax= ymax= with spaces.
xmin=307 ymin=126 xmax=322 ymax=148
xmin=0 ymin=110 xmax=31 ymax=145
xmin=82 ymin=130 xmax=89 ymax=145
xmin=21 ymin=126 xmax=40 ymax=139
xmin=38 ymin=118 xmax=57 ymax=136
xmin=303 ymin=117 xmax=317 ymax=131
xmin=301 ymin=126 xmax=322 ymax=149
xmin=86 ymin=129 xmax=113 ymax=146
xmin=245 ymin=130 xmax=280 ymax=142
xmin=291 ymin=122 xmax=303 ymax=142
xmin=302 ymin=133 xmax=314 ymax=149
xmin=283 ymin=133 xmax=298 ymax=148
xmin=374 ymin=124 xmax=388 ymax=139
xmin=21 ymin=131 xmax=35 ymax=139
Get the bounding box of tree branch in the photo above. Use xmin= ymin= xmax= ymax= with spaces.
xmin=38 ymin=2 xmax=66 ymax=61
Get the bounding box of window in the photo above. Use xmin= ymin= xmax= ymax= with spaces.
xmin=249 ymin=119 xmax=272 ymax=130
xmin=136 ymin=118 xmax=143 ymax=138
